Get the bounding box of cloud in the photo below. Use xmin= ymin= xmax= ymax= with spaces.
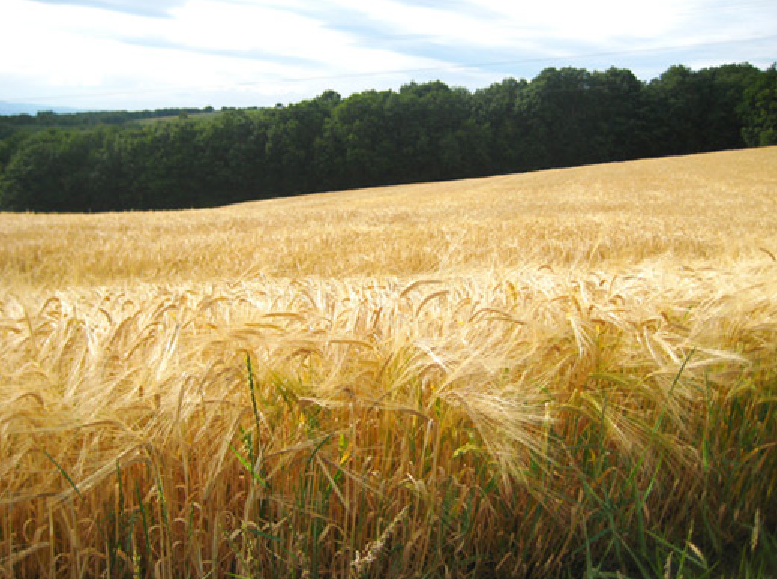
xmin=118 ymin=35 xmax=321 ymax=68
xmin=288 ymin=1 xmax=543 ymax=78
xmin=3 ymin=0 xmax=776 ymax=110
xmin=27 ymin=0 xmax=184 ymax=18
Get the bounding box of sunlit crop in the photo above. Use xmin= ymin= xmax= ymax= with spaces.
xmin=1 ymin=147 xmax=776 ymax=578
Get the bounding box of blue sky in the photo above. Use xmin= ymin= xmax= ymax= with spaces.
xmin=2 ymin=0 xmax=776 ymax=111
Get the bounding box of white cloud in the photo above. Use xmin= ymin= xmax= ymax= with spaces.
xmin=477 ymin=0 xmax=683 ymax=43
xmin=1 ymin=0 xmax=775 ymax=109
xmin=166 ymin=1 xmax=338 ymax=57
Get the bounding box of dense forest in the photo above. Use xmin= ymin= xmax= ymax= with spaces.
xmin=1 ymin=63 xmax=775 ymax=212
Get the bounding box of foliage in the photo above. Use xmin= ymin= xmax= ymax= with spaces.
xmin=0 ymin=62 xmax=774 ymax=212
xmin=740 ymin=64 xmax=777 ymax=146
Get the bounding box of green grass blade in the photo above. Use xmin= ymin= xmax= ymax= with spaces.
xmin=42 ymin=448 xmax=83 ymax=500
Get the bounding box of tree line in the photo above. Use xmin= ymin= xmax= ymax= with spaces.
xmin=1 ymin=63 xmax=775 ymax=213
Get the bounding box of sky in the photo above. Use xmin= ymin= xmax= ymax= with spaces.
xmin=2 ymin=0 xmax=776 ymax=111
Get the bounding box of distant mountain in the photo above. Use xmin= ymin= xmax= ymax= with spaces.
xmin=0 ymin=101 xmax=85 ymax=115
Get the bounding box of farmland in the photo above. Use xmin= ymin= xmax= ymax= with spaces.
xmin=1 ymin=147 xmax=777 ymax=578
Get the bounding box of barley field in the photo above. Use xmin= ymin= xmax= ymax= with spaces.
xmin=1 ymin=147 xmax=776 ymax=578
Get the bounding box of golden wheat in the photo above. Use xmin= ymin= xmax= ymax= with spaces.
xmin=1 ymin=147 xmax=776 ymax=578
xmin=1 ymin=147 xmax=775 ymax=288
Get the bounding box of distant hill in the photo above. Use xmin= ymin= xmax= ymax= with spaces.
xmin=0 ymin=101 xmax=85 ymax=115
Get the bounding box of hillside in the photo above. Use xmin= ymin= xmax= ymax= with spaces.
xmin=3 ymin=64 xmax=775 ymax=213
xmin=2 ymin=147 xmax=776 ymax=288
xmin=1 ymin=148 xmax=776 ymax=579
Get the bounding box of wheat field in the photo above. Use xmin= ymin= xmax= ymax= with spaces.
xmin=1 ymin=147 xmax=776 ymax=578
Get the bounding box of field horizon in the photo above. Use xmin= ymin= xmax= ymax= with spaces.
xmin=2 ymin=147 xmax=776 ymax=578
xmin=2 ymin=146 xmax=776 ymax=289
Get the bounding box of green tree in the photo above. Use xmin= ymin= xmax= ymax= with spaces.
xmin=1 ymin=63 xmax=772 ymax=213
xmin=705 ymin=63 xmax=761 ymax=149
xmin=198 ymin=109 xmax=268 ymax=204
xmin=587 ymin=67 xmax=647 ymax=161
xmin=315 ymin=90 xmax=395 ymax=189
xmin=0 ymin=129 xmax=105 ymax=212
xmin=264 ymin=94 xmax=336 ymax=196
xmin=740 ymin=64 xmax=777 ymax=146
xmin=517 ymin=67 xmax=600 ymax=168
xmin=473 ymin=77 xmax=530 ymax=174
